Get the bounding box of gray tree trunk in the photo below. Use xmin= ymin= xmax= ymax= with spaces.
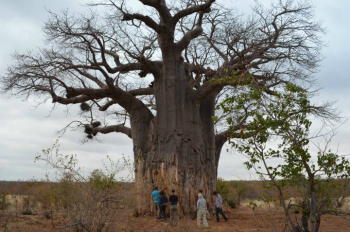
xmin=132 ymin=47 xmax=218 ymax=215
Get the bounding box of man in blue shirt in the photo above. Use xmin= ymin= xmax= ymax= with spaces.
xmin=151 ymin=187 xmax=160 ymax=217
xmin=213 ymin=191 xmax=228 ymax=222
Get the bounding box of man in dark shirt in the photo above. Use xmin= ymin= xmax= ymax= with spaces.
xmin=169 ymin=189 xmax=179 ymax=226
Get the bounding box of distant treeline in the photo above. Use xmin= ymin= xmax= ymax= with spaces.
xmin=0 ymin=180 xmax=133 ymax=196
xmin=1 ymin=179 xmax=349 ymax=201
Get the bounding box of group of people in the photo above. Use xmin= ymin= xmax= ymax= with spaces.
xmin=196 ymin=190 xmax=228 ymax=229
xmin=151 ymin=187 xmax=179 ymax=226
xmin=151 ymin=187 xmax=228 ymax=228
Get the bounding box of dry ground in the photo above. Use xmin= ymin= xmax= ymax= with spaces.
xmin=1 ymin=200 xmax=349 ymax=232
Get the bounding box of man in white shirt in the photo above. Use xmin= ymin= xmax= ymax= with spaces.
xmin=197 ymin=193 xmax=210 ymax=228
xmin=213 ymin=191 xmax=228 ymax=222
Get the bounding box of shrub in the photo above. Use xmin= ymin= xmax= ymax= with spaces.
xmin=0 ymin=192 xmax=8 ymax=210
xmin=216 ymin=178 xmax=236 ymax=208
xmin=34 ymin=140 xmax=134 ymax=231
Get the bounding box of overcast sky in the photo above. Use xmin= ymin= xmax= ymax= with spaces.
xmin=0 ymin=0 xmax=349 ymax=181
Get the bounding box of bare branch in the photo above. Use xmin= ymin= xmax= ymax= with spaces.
xmin=121 ymin=13 xmax=160 ymax=32
xmin=106 ymin=0 xmax=161 ymax=32
xmin=173 ymin=0 xmax=215 ymax=24
xmin=139 ymin=0 xmax=172 ymax=23
xmin=176 ymin=12 xmax=204 ymax=52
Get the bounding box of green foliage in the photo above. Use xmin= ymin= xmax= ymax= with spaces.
xmin=216 ymin=179 xmax=251 ymax=208
xmin=229 ymin=181 xmax=248 ymax=206
xmin=216 ymin=178 xmax=236 ymax=208
xmin=220 ymin=83 xmax=350 ymax=183
xmin=0 ymin=192 xmax=8 ymax=210
xmin=89 ymin=169 xmax=118 ymax=190
xmin=247 ymin=201 xmax=258 ymax=211
xmin=216 ymin=178 xmax=231 ymax=198
xmin=220 ymin=82 xmax=350 ymax=231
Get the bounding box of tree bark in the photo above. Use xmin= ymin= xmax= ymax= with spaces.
xmin=132 ymin=43 xmax=217 ymax=214
xmin=310 ymin=191 xmax=318 ymax=232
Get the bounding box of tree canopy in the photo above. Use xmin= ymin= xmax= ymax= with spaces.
xmin=1 ymin=0 xmax=327 ymax=142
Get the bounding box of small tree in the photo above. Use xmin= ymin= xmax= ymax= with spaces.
xmin=220 ymin=84 xmax=350 ymax=232
xmin=0 ymin=192 xmax=8 ymax=210
xmin=230 ymin=181 xmax=248 ymax=206
xmin=216 ymin=178 xmax=236 ymax=208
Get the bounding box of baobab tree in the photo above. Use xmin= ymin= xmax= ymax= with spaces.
xmin=1 ymin=0 xmax=326 ymax=214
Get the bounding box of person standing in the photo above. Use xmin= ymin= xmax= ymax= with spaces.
xmin=198 ymin=189 xmax=210 ymax=219
xmin=213 ymin=191 xmax=228 ymax=222
xmin=158 ymin=190 xmax=168 ymax=220
xmin=197 ymin=193 xmax=210 ymax=228
xmin=151 ymin=187 xmax=160 ymax=217
xmin=169 ymin=189 xmax=179 ymax=226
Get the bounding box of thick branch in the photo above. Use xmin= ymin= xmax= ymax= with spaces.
xmin=128 ymin=87 xmax=154 ymax=96
xmin=196 ymin=70 xmax=277 ymax=102
xmin=177 ymin=26 xmax=203 ymax=53
xmin=93 ymin=125 xmax=132 ymax=138
xmin=98 ymin=99 xmax=117 ymax=111
xmin=176 ymin=11 xmax=204 ymax=52
xmin=139 ymin=0 xmax=172 ymax=24
xmin=67 ymin=62 xmax=146 ymax=74
xmin=122 ymin=13 xmax=160 ymax=32
xmin=106 ymin=0 xmax=161 ymax=32
xmin=173 ymin=0 xmax=215 ymax=23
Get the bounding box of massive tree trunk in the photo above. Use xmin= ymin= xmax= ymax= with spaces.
xmin=133 ymin=42 xmax=218 ymax=215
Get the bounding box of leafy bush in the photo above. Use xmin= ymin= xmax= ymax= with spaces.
xmin=229 ymin=181 xmax=248 ymax=206
xmin=216 ymin=179 xmax=250 ymax=208
xmin=216 ymin=178 xmax=236 ymax=208
xmin=0 ymin=192 xmax=8 ymax=210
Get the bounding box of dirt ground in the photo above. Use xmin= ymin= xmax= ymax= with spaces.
xmin=1 ymin=204 xmax=349 ymax=232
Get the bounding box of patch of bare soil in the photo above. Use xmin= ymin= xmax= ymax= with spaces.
xmin=1 ymin=205 xmax=349 ymax=232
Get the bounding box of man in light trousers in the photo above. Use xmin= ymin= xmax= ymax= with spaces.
xmin=197 ymin=193 xmax=209 ymax=228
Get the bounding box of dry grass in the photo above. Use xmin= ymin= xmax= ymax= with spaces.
xmin=1 ymin=197 xmax=349 ymax=232
xmin=1 ymin=180 xmax=349 ymax=231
